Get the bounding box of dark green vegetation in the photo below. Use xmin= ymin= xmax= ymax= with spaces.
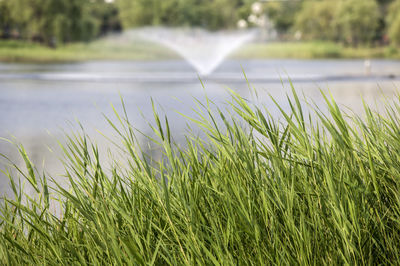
xmin=117 ymin=0 xmax=254 ymax=31
xmin=1 ymin=85 xmax=400 ymax=264
xmin=293 ymin=0 xmax=400 ymax=46
xmin=2 ymin=0 xmax=400 ymax=48
xmin=387 ymin=0 xmax=400 ymax=45
xmin=116 ymin=0 xmax=400 ymax=47
xmin=0 ymin=0 xmax=120 ymax=46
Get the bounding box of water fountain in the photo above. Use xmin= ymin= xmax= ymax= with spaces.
xmin=132 ymin=27 xmax=256 ymax=76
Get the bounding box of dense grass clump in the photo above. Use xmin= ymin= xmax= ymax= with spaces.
xmin=1 ymin=86 xmax=400 ymax=264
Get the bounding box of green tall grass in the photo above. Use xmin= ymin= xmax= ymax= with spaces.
xmin=1 ymin=84 xmax=400 ymax=264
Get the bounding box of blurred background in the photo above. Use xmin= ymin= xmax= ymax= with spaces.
xmin=1 ymin=0 xmax=400 ymax=50
xmin=1 ymin=0 xmax=400 ymax=193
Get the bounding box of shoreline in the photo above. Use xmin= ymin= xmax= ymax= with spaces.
xmin=0 ymin=40 xmax=399 ymax=63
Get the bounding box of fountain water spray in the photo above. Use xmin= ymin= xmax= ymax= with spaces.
xmin=131 ymin=27 xmax=256 ymax=76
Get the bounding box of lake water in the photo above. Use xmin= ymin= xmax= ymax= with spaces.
xmin=1 ymin=59 xmax=400 ymax=197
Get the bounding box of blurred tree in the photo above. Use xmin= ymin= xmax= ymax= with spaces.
xmin=0 ymin=0 xmax=119 ymax=45
xmin=6 ymin=0 xmax=32 ymax=38
xmin=387 ymin=0 xmax=400 ymax=45
xmin=116 ymin=0 xmax=254 ymax=30
xmin=334 ymin=0 xmax=380 ymax=46
xmin=1 ymin=0 xmax=395 ymax=47
xmin=91 ymin=0 xmax=122 ymax=35
xmin=0 ymin=0 xmax=12 ymax=38
xmin=294 ymin=0 xmax=339 ymax=41
xmin=117 ymin=0 xmax=153 ymax=27
xmin=265 ymin=1 xmax=302 ymax=33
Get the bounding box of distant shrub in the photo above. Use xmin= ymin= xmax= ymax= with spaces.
xmin=294 ymin=0 xmax=380 ymax=46
xmin=387 ymin=0 xmax=400 ymax=46
xmin=334 ymin=0 xmax=380 ymax=46
xmin=294 ymin=1 xmax=339 ymax=41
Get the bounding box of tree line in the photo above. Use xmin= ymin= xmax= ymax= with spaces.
xmin=291 ymin=0 xmax=400 ymax=46
xmin=1 ymin=0 xmax=400 ymax=47
xmin=0 ymin=0 xmax=120 ymax=46
xmin=116 ymin=0 xmax=254 ymax=30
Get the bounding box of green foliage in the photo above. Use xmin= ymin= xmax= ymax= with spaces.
xmin=294 ymin=1 xmax=339 ymax=41
xmin=388 ymin=16 xmax=400 ymax=46
xmin=117 ymin=0 xmax=254 ymax=30
xmin=0 ymin=1 xmax=12 ymax=37
xmin=0 ymin=0 xmax=397 ymax=47
xmin=0 ymin=0 xmax=119 ymax=45
xmin=334 ymin=0 xmax=380 ymax=45
xmin=387 ymin=0 xmax=400 ymax=46
xmin=1 ymin=84 xmax=400 ymax=264
xmin=265 ymin=1 xmax=302 ymax=33
xmin=294 ymin=0 xmax=380 ymax=46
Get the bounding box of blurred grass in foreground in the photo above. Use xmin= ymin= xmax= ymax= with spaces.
xmin=1 ymin=84 xmax=400 ymax=264
xmin=0 ymin=39 xmax=399 ymax=63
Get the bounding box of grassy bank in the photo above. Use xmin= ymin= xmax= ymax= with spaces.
xmin=1 ymin=39 xmax=399 ymax=63
xmin=234 ymin=41 xmax=400 ymax=59
xmin=1 ymin=85 xmax=400 ymax=264
xmin=0 ymin=39 xmax=177 ymax=63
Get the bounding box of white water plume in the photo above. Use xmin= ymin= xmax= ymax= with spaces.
xmin=131 ymin=27 xmax=256 ymax=75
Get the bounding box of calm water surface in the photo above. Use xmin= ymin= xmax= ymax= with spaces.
xmin=1 ymin=59 xmax=400 ymax=196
